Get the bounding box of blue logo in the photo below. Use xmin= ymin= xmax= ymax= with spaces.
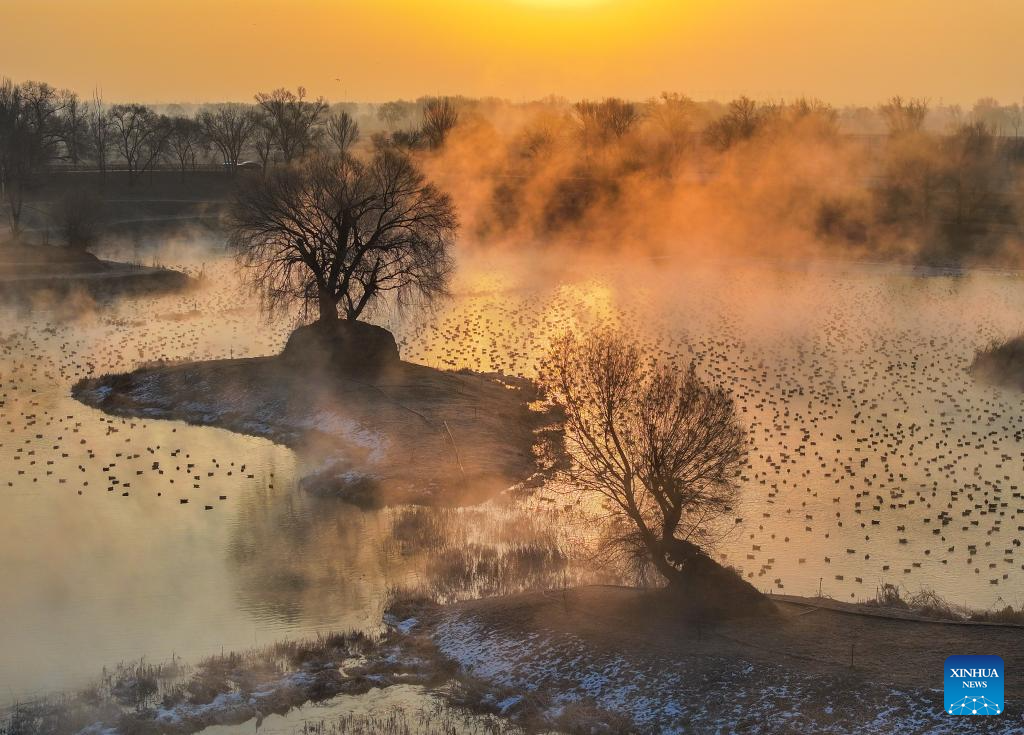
xmin=945 ymin=655 xmax=1004 ymax=715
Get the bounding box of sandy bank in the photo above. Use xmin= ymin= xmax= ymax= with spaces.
xmin=72 ymin=356 xmax=560 ymax=506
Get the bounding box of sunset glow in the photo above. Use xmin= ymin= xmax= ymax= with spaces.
xmin=4 ymin=0 xmax=1024 ymax=730
xmin=1 ymin=0 xmax=1021 ymax=104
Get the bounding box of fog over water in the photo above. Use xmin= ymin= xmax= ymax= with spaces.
xmin=3 ymin=234 xmax=1024 ymax=705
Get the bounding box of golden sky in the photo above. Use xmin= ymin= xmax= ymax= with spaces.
xmin=1 ymin=0 xmax=1020 ymax=105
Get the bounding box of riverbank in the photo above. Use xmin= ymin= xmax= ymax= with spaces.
xmin=72 ymin=355 xmax=560 ymax=506
xmin=0 ymin=243 xmax=192 ymax=300
xmin=394 ymin=585 xmax=1024 ymax=733
xmin=8 ymin=585 xmax=1022 ymax=735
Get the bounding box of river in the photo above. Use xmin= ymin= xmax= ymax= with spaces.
xmin=3 ymin=237 xmax=1024 ymax=706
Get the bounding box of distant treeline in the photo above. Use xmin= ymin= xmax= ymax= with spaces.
xmin=3 ymin=78 xmax=1024 ymax=262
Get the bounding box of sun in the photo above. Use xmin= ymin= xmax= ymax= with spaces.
xmin=513 ymin=0 xmax=610 ymax=7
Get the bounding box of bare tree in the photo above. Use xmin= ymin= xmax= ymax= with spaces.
xmin=228 ymin=147 xmax=457 ymax=323
xmin=59 ymin=90 xmax=89 ymax=167
xmin=421 ymin=97 xmax=459 ymax=149
xmin=971 ymin=97 xmax=1007 ymax=136
xmin=642 ymin=92 xmax=696 ymax=171
xmin=575 ymin=98 xmax=641 ymax=147
xmin=703 ymin=96 xmax=768 ymax=150
xmin=377 ymin=101 xmax=409 ymax=130
xmin=577 ymin=97 xmax=638 ymax=142
xmin=648 ymin=92 xmax=695 ymax=145
xmin=940 ymin=121 xmax=1010 ymax=243
xmin=0 ymin=79 xmax=66 ymax=238
xmin=55 ymin=189 xmax=106 ymax=250
xmin=541 ymin=332 xmax=750 ymax=592
xmin=88 ymin=89 xmax=111 ymax=177
xmin=1007 ymin=103 xmax=1024 ymax=140
xmin=778 ymin=97 xmax=840 ymax=141
xmin=251 ymin=111 xmax=275 ymax=173
xmin=198 ymin=104 xmax=257 ymax=170
xmin=0 ymin=79 xmax=26 ymax=236
xmin=108 ymin=103 xmax=168 ymax=184
xmin=325 ymin=110 xmax=360 ymax=154
xmin=879 ymin=96 xmax=929 ymax=137
xmin=254 ymin=87 xmax=328 ymax=163
xmin=876 ymin=129 xmax=941 ymax=229
xmin=164 ymin=116 xmax=203 ymax=178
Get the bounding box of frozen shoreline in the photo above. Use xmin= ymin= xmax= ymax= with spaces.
xmin=395 ymin=586 xmax=1024 ymax=734
xmin=13 ymin=585 xmax=1024 ymax=735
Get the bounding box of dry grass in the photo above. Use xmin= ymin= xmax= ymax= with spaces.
xmin=296 ymin=701 xmax=523 ymax=735
xmin=970 ymin=334 xmax=1024 ymax=390
xmin=0 ymin=631 xmax=380 ymax=735
xmin=863 ymin=583 xmax=965 ymax=619
xmin=863 ymin=582 xmax=1024 ymax=623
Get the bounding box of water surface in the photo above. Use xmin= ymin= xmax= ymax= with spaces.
xmin=3 ymin=243 xmax=1024 ymax=706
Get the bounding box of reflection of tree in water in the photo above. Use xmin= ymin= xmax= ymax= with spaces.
xmin=226 ymin=480 xmax=399 ymax=631
xmin=227 ymin=471 xmax=616 ymax=623
xmin=384 ymin=498 xmax=621 ymax=602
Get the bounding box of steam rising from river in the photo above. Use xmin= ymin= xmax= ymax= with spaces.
xmin=5 ymin=221 xmax=1024 ymax=705
xmin=411 ymin=101 xmax=1020 ymax=266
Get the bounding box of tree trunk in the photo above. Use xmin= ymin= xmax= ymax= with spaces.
xmin=317 ymin=288 xmax=338 ymax=323
xmin=6 ymin=186 xmax=22 ymax=240
xmin=662 ymin=536 xmax=708 ymax=585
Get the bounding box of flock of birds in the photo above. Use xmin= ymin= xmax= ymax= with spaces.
xmin=3 ymin=253 xmax=1024 ymax=606
xmin=395 ymin=258 xmax=1024 ymax=604
xmin=1 ymin=263 xmax=292 ymax=517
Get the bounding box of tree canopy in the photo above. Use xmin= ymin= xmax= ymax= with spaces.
xmin=542 ymin=332 xmax=748 ymax=587
xmin=228 ymin=146 xmax=457 ymax=323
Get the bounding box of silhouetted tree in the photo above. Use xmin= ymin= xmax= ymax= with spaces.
xmin=390 ymin=128 xmax=424 ymax=150
xmin=785 ymin=97 xmax=839 ymax=135
xmin=972 ymin=98 xmax=1007 ymax=136
xmin=876 ymin=127 xmax=941 ymax=230
xmin=88 ymin=89 xmax=111 ymax=177
xmin=198 ymin=104 xmax=257 ymax=170
xmin=228 ymin=147 xmax=457 ymax=323
xmin=575 ymin=98 xmax=641 ymax=145
xmin=647 ymin=93 xmax=695 ymax=151
xmin=251 ymin=111 xmax=275 ymax=174
xmin=55 ymin=189 xmax=106 ymax=250
xmin=542 ymin=332 xmax=748 ymax=589
xmin=254 ymin=87 xmax=328 ymax=163
xmin=421 ymin=97 xmax=459 ymax=149
xmin=59 ymin=91 xmax=89 ymax=167
xmin=108 ymin=103 xmax=168 ymax=184
xmin=703 ymin=96 xmax=768 ymax=150
xmin=377 ymin=100 xmax=410 ymax=129
xmin=939 ymin=121 xmax=1012 ymax=246
xmin=325 ymin=110 xmax=360 ymax=154
xmin=0 ymin=79 xmax=67 ymax=237
xmin=1007 ymin=104 xmax=1024 ymax=140
xmin=879 ymin=96 xmax=929 ymax=136
xmin=164 ymin=116 xmax=203 ymax=178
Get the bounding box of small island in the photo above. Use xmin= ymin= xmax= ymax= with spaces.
xmin=2 ymin=181 xmax=195 ymax=300
xmin=0 ymin=241 xmax=191 ymax=299
xmin=73 ymin=319 xmax=558 ymax=506
xmin=970 ymin=334 xmax=1024 ymax=391
xmin=72 ymin=146 xmax=561 ymax=506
